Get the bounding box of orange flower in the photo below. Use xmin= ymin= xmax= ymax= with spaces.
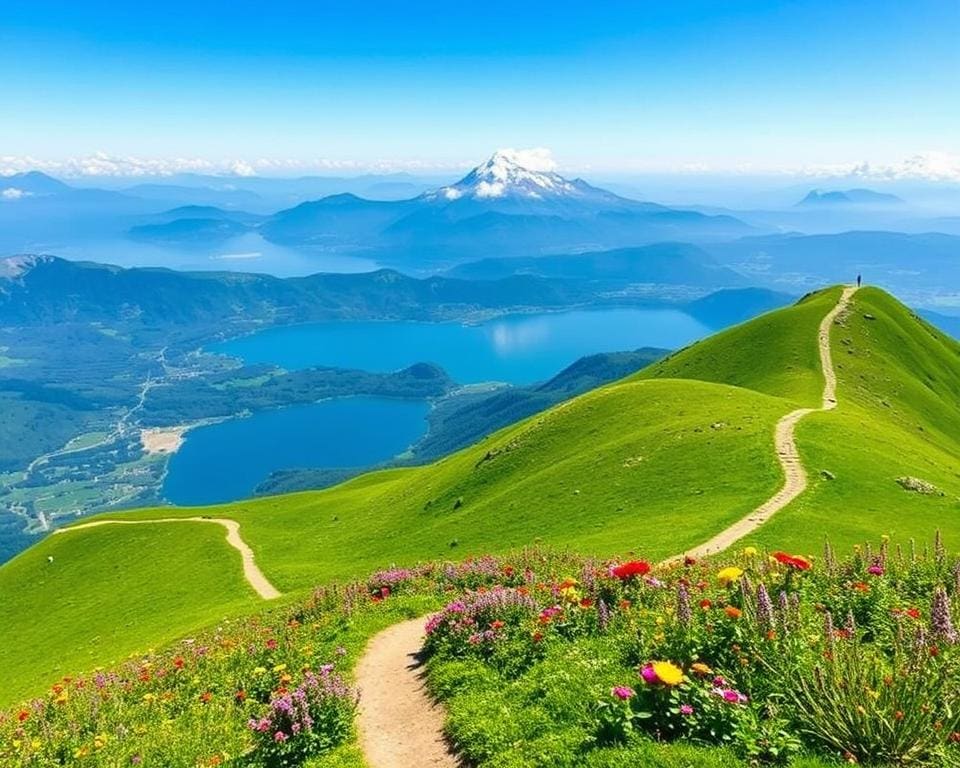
xmin=699 ymin=598 xmax=713 ymax=609
xmin=724 ymin=606 xmax=742 ymax=619
xmin=200 ymin=691 xmax=213 ymax=703
xmin=852 ymin=582 xmax=870 ymax=593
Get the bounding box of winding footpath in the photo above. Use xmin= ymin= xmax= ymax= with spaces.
xmin=353 ymin=285 xmax=858 ymax=768
xmin=665 ymin=284 xmax=858 ymax=563
xmin=54 ymin=517 xmax=281 ymax=600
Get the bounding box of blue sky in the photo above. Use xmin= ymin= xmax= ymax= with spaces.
xmin=2 ymin=0 xmax=958 ymax=175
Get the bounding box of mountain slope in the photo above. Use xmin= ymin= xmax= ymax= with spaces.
xmin=447 ymin=242 xmax=745 ymax=287
xmin=260 ymin=150 xmax=754 ymax=262
xmin=3 ymin=285 xmax=960 ymax=706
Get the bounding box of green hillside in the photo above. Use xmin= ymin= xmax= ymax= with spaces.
xmin=746 ymin=287 xmax=960 ymax=553
xmin=0 ymin=522 xmax=259 ymax=706
xmin=3 ymin=284 xmax=959 ymax=709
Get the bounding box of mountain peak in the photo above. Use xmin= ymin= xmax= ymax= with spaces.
xmin=430 ymin=148 xmax=584 ymax=201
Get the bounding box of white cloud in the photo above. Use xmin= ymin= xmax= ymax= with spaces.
xmin=494 ymin=147 xmax=558 ymax=173
xmin=0 ymin=152 xmax=472 ymax=179
xmin=229 ymin=160 xmax=256 ymax=177
xmin=1 ymin=148 xmax=957 ymax=182
xmin=1 ymin=187 xmax=29 ymax=200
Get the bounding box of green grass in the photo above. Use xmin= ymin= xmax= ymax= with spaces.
xmin=4 ymin=284 xmax=960 ymax=714
xmin=635 ymin=286 xmax=842 ymax=406
xmin=109 ymin=378 xmax=790 ymax=588
xmin=746 ymin=287 xmax=960 ymax=555
xmin=0 ymin=522 xmax=259 ymax=707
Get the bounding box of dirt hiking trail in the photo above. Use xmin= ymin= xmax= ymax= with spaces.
xmin=666 ymin=284 xmax=858 ymax=563
xmin=55 ymin=517 xmax=281 ymax=600
xmin=355 ymin=286 xmax=858 ymax=768
xmin=355 ymin=618 xmax=464 ymax=768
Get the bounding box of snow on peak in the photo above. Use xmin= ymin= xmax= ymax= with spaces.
xmin=0 ymin=254 xmax=52 ymax=279
xmin=430 ymin=148 xmax=582 ymax=201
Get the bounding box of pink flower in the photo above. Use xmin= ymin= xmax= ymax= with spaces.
xmin=868 ymin=564 xmax=885 ymax=576
xmin=612 ymin=685 xmax=634 ymax=700
xmin=640 ymin=664 xmax=658 ymax=684
xmin=680 ymin=704 xmax=694 ymax=716
xmin=274 ymin=731 xmax=288 ymax=743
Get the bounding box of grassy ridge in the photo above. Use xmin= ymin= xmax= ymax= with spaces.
xmin=110 ymin=379 xmax=789 ymax=587
xmin=0 ymin=523 xmax=259 ymax=707
xmin=4 ymin=284 xmax=960 ymax=709
xmin=748 ymin=287 xmax=960 ymax=554
xmin=634 ymin=286 xmax=841 ymax=405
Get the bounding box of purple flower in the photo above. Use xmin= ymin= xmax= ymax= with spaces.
xmin=931 ymin=586 xmax=958 ymax=644
xmin=641 ymin=665 xmax=658 ymax=684
xmin=611 ymin=686 xmax=634 ymax=701
xmin=756 ymin=583 xmax=774 ymax=629
xmin=597 ymin=598 xmax=610 ymax=632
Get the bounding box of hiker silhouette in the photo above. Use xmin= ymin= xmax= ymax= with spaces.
xmin=857 ymin=274 xmax=862 ymax=287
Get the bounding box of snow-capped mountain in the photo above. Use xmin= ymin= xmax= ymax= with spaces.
xmin=426 ymin=149 xmax=620 ymax=204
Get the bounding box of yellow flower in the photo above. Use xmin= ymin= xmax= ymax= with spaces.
xmin=54 ymin=691 xmax=68 ymax=705
xmin=652 ymin=661 xmax=684 ymax=686
xmin=716 ymin=566 xmax=744 ymax=586
xmin=690 ymin=662 xmax=713 ymax=676
xmin=742 ymin=546 xmax=758 ymax=557
xmin=253 ymin=666 xmax=267 ymax=675
xmin=272 ymin=663 xmax=287 ymax=673
xmin=73 ymin=747 xmax=89 ymax=759
xmin=142 ymin=693 xmax=157 ymax=704
xmin=93 ymin=734 xmax=108 ymax=749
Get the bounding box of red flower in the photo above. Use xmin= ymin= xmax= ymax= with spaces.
xmin=200 ymin=691 xmax=213 ymax=703
xmin=580 ymin=598 xmax=594 ymax=608
xmin=17 ymin=710 xmax=29 ymax=723
xmin=611 ymin=560 xmax=651 ymax=581
xmin=173 ymin=656 xmax=185 ymax=670
xmin=771 ymin=551 xmax=812 ymax=571
xmin=684 ymin=555 xmax=697 ymax=567
xmin=699 ymin=598 xmax=713 ymax=610
xmin=490 ymin=620 xmax=505 ymax=630
xmin=906 ymin=607 xmax=921 ymax=620
xmin=265 ymin=638 xmax=278 ymax=650
xmin=235 ymin=689 xmax=247 ymax=702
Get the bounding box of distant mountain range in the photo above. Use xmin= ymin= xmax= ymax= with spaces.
xmin=796 ymin=188 xmax=904 ymax=207
xmin=256 ymin=151 xmax=754 ymax=264
xmin=705 ymin=231 xmax=960 ymax=298
xmin=0 ymin=254 xmax=794 ymax=331
xmin=447 ymin=242 xmax=744 ymax=287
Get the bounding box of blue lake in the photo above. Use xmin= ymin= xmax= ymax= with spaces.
xmin=165 ymin=307 xmax=712 ymax=506
xmin=212 ymin=308 xmax=712 ymax=385
xmin=162 ymin=397 xmax=429 ymax=505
